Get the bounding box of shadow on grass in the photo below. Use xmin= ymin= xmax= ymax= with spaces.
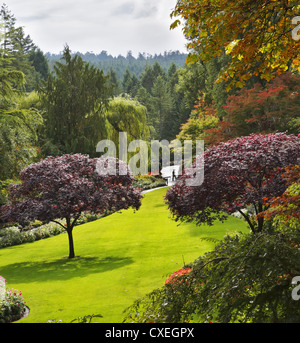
xmin=0 ymin=256 xmax=134 ymax=283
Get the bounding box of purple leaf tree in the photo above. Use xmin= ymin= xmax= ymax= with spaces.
xmin=165 ymin=133 xmax=300 ymax=233
xmin=1 ymin=154 xmax=143 ymax=258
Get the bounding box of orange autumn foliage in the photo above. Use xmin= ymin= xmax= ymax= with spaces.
xmin=261 ymin=165 xmax=300 ymax=221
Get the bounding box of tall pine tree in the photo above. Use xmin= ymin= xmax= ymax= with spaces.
xmin=150 ymin=75 xmax=173 ymax=140
xmin=41 ymin=46 xmax=113 ymax=157
xmin=0 ymin=4 xmax=49 ymax=90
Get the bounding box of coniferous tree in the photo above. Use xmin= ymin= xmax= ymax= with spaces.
xmin=122 ymin=68 xmax=141 ymax=96
xmin=0 ymin=4 xmax=48 ymax=91
xmin=122 ymin=68 xmax=133 ymax=94
xmin=140 ymin=62 xmax=165 ymax=93
xmin=107 ymin=67 xmax=121 ymax=95
xmin=140 ymin=64 xmax=156 ymax=93
xmin=150 ymin=75 xmax=173 ymax=140
xmin=162 ymin=63 xmax=183 ymax=141
xmin=29 ymin=48 xmax=50 ymax=81
xmin=41 ymin=46 xmax=113 ymax=157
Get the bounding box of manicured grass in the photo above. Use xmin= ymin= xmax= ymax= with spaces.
xmin=0 ymin=188 xmax=249 ymax=323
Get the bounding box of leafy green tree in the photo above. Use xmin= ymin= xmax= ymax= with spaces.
xmin=40 ymin=46 xmax=113 ymax=157
xmin=0 ymin=55 xmax=24 ymax=103
xmin=204 ymin=55 xmax=230 ymax=119
xmin=171 ymin=0 xmax=300 ymax=88
xmin=140 ymin=64 xmax=154 ymax=93
xmin=176 ymin=62 xmax=206 ymax=112
xmin=135 ymin=86 xmax=150 ymax=107
xmin=135 ymin=86 xmax=157 ymax=137
xmin=176 ymin=53 xmax=230 ymax=119
xmin=0 ymin=121 xmax=40 ymax=180
xmin=0 ymin=46 xmax=43 ymax=180
xmin=167 ymin=62 xmax=179 ymax=95
xmin=176 ymin=114 xmax=219 ymax=152
xmin=152 ymin=61 xmax=166 ymax=80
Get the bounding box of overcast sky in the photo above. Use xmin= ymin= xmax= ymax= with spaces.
xmin=3 ymin=0 xmax=187 ymax=56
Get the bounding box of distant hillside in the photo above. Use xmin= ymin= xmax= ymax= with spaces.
xmin=45 ymin=50 xmax=188 ymax=80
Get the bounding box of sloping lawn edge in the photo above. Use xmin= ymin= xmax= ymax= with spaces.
xmin=0 ymin=188 xmax=248 ymax=323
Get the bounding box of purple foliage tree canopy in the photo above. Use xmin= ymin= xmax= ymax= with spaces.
xmin=165 ymin=133 xmax=300 ymax=233
xmin=1 ymin=154 xmax=143 ymax=258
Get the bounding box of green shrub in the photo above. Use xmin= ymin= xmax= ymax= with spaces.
xmin=0 ymin=226 xmax=23 ymax=247
xmin=0 ymin=223 xmax=66 ymax=249
xmin=0 ymin=212 xmax=111 ymax=249
xmin=124 ymin=224 xmax=300 ymax=323
xmin=75 ymin=212 xmax=107 ymax=226
xmin=0 ymin=179 xmax=20 ymax=207
xmin=133 ymin=175 xmax=166 ymax=190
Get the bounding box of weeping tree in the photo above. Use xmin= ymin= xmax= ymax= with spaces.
xmin=105 ymin=96 xmax=150 ymax=162
xmin=0 ymin=47 xmax=43 ymax=180
xmin=1 ymin=154 xmax=143 ymax=258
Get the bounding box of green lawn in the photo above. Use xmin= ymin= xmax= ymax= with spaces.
xmin=0 ymin=187 xmax=249 ymax=323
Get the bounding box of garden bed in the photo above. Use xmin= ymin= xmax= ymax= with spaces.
xmin=0 ymin=277 xmax=28 ymax=323
xmin=12 ymin=306 xmax=30 ymax=322
xmin=133 ymin=175 xmax=166 ymax=190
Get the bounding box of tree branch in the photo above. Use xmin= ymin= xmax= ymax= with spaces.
xmin=51 ymin=220 xmax=66 ymax=230
xmin=70 ymin=214 xmax=81 ymax=229
xmin=238 ymin=209 xmax=256 ymax=233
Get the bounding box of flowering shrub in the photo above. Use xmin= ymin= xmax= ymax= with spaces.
xmin=165 ymin=268 xmax=192 ymax=286
xmin=124 ymin=225 xmax=300 ymax=323
xmin=0 ymin=277 xmax=27 ymax=323
xmin=0 ymin=276 xmax=5 ymax=301
xmin=124 ymin=267 xmax=195 ymax=323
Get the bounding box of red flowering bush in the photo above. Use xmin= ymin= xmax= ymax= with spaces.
xmin=165 ymin=268 xmax=192 ymax=286
xmin=124 ymin=226 xmax=300 ymax=323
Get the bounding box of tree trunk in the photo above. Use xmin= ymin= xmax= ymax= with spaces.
xmin=66 ymin=216 xmax=75 ymax=258
xmin=67 ymin=228 xmax=75 ymax=259
xmin=257 ymin=202 xmax=264 ymax=232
